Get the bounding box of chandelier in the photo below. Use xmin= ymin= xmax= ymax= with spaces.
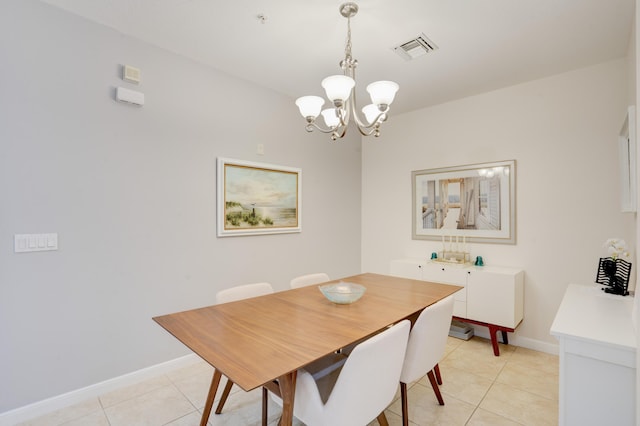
xmin=295 ymin=2 xmax=399 ymax=141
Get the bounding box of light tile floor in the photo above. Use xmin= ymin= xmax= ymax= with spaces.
xmin=18 ymin=336 xmax=559 ymax=426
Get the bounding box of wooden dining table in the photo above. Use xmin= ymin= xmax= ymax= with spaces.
xmin=153 ymin=272 xmax=461 ymax=426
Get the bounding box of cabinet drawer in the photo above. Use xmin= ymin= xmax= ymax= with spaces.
xmin=421 ymin=264 xmax=468 ymax=286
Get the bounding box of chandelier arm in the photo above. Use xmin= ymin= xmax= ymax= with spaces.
xmin=341 ymin=65 xmax=382 ymax=133
xmin=331 ymin=125 xmax=348 ymax=140
xmin=354 ymin=123 xmax=379 ymax=137
xmin=340 ymin=101 xmax=350 ymax=128
xmin=305 ymin=121 xmax=345 ymax=134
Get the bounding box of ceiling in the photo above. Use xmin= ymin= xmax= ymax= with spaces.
xmin=39 ymin=0 xmax=634 ymax=115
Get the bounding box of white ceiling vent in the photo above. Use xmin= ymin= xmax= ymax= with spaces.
xmin=393 ymin=33 xmax=438 ymax=61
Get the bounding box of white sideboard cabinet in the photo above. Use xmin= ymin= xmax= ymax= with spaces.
xmin=551 ymin=283 xmax=636 ymax=426
xmin=390 ymin=259 xmax=524 ymax=355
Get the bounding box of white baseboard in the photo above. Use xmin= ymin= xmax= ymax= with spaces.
xmin=470 ymin=326 xmax=559 ymax=355
xmin=0 ymin=354 xmax=201 ymax=426
xmin=513 ymin=335 xmax=559 ymax=355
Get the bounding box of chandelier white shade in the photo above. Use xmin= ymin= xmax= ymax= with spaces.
xmin=366 ymin=81 xmax=399 ymax=106
xmin=362 ymin=104 xmax=382 ymax=124
xmin=321 ymin=108 xmax=341 ymax=127
xmin=295 ymin=96 xmax=325 ymax=119
xmin=295 ymin=2 xmax=399 ymax=141
xmin=321 ymin=75 xmax=355 ymax=103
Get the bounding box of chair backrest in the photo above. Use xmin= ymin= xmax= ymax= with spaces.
xmin=290 ymin=273 xmax=330 ymax=289
xmin=399 ymin=295 xmax=455 ymax=384
xmin=216 ymin=282 xmax=274 ymax=304
xmin=322 ymin=320 xmax=411 ymax=425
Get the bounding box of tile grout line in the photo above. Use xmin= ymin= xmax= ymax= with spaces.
xmin=163 ymin=379 xmax=203 ymax=425
xmin=468 ymin=349 xmax=530 ymax=426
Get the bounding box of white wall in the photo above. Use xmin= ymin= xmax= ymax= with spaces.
xmin=0 ymin=0 xmax=362 ymax=413
xmin=362 ymin=58 xmax=634 ymax=349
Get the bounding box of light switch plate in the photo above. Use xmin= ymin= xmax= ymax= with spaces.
xmin=15 ymin=233 xmax=58 ymax=253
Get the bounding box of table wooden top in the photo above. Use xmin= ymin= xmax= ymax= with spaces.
xmin=153 ymin=272 xmax=461 ymax=391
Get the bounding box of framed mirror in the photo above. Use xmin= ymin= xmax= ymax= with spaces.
xmin=619 ymin=105 xmax=636 ymax=213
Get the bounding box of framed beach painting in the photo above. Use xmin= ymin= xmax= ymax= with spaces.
xmin=412 ymin=160 xmax=516 ymax=244
xmin=217 ymin=158 xmax=302 ymax=237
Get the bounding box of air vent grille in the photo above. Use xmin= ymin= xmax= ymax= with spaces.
xmin=393 ymin=33 xmax=438 ymax=61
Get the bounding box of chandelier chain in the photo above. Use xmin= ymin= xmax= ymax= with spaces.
xmin=345 ymin=16 xmax=352 ymax=61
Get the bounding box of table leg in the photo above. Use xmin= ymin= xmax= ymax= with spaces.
xmin=214 ymin=379 xmax=234 ymax=414
xmin=200 ymin=369 xmax=222 ymax=426
xmin=277 ymin=371 xmax=297 ymax=426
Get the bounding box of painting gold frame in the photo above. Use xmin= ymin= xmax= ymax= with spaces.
xmin=217 ymin=158 xmax=302 ymax=237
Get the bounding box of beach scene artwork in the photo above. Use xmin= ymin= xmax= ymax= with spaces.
xmin=412 ymin=160 xmax=515 ymax=244
xmin=217 ymin=158 xmax=301 ymax=236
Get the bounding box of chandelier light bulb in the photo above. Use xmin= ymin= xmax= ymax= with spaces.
xmin=321 ymin=108 xmax=340 ymax=127
xmin=295 ymin=96 xmax=325 ymax=119
xmin=366 ymin=80 xmax=399 ymax=107
xmin=321 ymin=75 xmax=356 ymax=103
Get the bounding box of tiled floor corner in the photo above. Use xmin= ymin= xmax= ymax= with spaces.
xmin=17 ymin=336 xmax=559 ymax=426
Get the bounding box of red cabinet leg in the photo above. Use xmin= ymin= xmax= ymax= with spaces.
xmin=452 ymin=316 xmax=516 ymax=357
xmin=501 ymin=330 xmax=508 ymax=345
xmin=488 ymin=325 xmax=500 ymax=356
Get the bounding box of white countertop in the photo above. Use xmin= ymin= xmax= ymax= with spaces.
xmin=550 ymin=283 xmax=636 ymax=351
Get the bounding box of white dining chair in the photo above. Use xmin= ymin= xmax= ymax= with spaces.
xmin=290 ymin=272 xmax=330 ymax=289
xmin=201 ymin=282 xmax=274 ymax=425
xmin=216 ymin=281 xmax=274 ymax=304
xmin=399 ymin=295 xmax=454 ymax=426
xmin=270 ymin=320 xmax=411 ymax=426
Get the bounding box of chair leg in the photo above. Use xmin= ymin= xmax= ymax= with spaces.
xmin=377 ymin=412 xmax=389 ymax=426
xmin=214 ymin=378 xmax=235 ymax=414
xmin=434 ymin=363 xmax=442 ymax=385
xmin=400 ymin=382 xmax=409 ymax=426
xmin=427 ymin=370 xmax=445 ymax=405
xmin=262 ymin=387 xmax=268 ymax=426
xmin=201 ymin=370 xmax=222 ymax=426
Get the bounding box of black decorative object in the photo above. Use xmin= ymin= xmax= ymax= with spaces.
xmin=595 ymin=257 xmax=632 ymax=296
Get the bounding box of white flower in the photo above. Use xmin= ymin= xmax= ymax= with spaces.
xmin=603 ymin=238 xmax=630 ymax=260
